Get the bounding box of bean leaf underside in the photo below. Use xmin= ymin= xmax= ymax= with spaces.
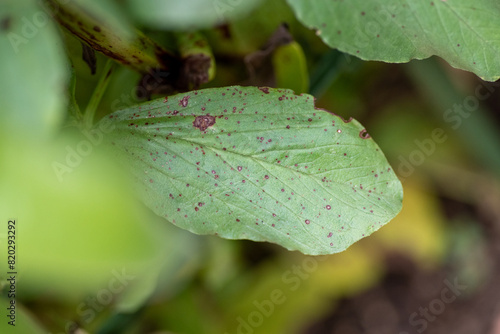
xmin=99 ymin=86 xmax=403 ymax=255
xmin=287 ymin=0 xmax=500 ymax=82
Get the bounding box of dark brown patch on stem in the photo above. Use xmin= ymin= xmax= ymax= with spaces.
xmin=81 ymin=42 xmax=97 ymax=74
xmin=193 ymin=115 xmax=216 ymax=132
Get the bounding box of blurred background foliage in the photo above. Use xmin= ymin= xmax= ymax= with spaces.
xmin=1 ymin=0 xmax=500 ymax=333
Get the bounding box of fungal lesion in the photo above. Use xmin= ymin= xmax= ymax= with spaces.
xmin=359 ymin=129 xmax=371 ymax=139
xmin=193 ymin=115 xmax=216 ymax=131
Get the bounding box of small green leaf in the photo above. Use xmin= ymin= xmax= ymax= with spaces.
xmin=100 ymin=86 xmax=403 ymax=255
xmin=287 ymin=0 xmax=500 ymax=81
xmin=125 ymin=0 xmax=263 ymax=30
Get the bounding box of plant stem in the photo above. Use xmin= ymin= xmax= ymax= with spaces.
xmin=174 ymin=31 xmax=216 ymax=89
xmin=309 ymin=50 xmax=360 ymax=98
xmin=68 ymin=65 xmax=82 ymax=122
xmin=83 ymin=59 xmax=115 ymax=129
xmin=44 ymin=0 xmax=180 ymax=75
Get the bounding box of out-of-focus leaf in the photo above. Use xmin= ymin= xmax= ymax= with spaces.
xmin=287 ymin=0 xmax=500 ymax=81
xmin=0 ymin=301 xmax=47 ymax=333
xmin=0 ymin=0 xmax=68 ymax=138
xmin=0 ymin=134 xmax=163 ymax=301
xmin=125 ymin=0 xmax=263 ymax=30
xmin=221 ymin=246 xmax=383 ymax=334
xmin=370 ymin=178 xmax=447 ymax=267
xmin=99 ymin=86 xmax=403 ymax=255
xmin=206 ymin=0 xmax=317 ymax=58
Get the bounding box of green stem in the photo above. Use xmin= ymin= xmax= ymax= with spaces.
xmin=309 ymin=50 xmax=361 ymax=98
xmin=68 ymin=65 xmax=82 ymax=122
xmin=83 ymin=59 xmax=115 ymax=129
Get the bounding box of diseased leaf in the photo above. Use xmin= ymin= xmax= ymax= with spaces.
xmin=287 ymin=0 xmax=500 ymax=81
xmin=99 ymin=86 xmax=403 ymax=255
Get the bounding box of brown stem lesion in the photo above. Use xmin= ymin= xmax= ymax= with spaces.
xmin=43 ymin=0 xmax=215 ymax=98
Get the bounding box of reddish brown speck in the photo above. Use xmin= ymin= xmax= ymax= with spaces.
xmin=258 ymin=87 xmax=270 ymax=94
xmin=163 ymin=97 xmax=168 ymax=103
xmin=237 ymin=166 xmax=242 ymax=171
xmin=195 ymin=207 xmax=199 ymax=212
xmin=327 ymin=232 xmax=333 ymax=238
xmin=326 ymin=205 xmax=331 ymax=210
xmin=264 ymin=175 xmax=269 ymax=179
xmin=305 ymin=219 xmax=310 ymax=224
xmin=179 ymin=95 xmax=190 ymax=107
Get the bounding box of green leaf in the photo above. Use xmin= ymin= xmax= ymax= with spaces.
xmin=0 ymin=0 xmax=69 ymax=138
xmin=99 ymin=86 xmax=403 ymax=255
xmin=286 ymin=0 xmax=500 ymax=81
xmin=125 ymin=0 xmax=263 ymax=30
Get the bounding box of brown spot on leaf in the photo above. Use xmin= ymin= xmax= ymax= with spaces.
xmin=259 ymin=87 xmax=270 ymax=94
xmin=1 ymin=16 xmax=12 ymax=31
xmin=179 ymin=95 xmax=190 ymax=107
xmin=193 ymin=115 xmax=216 ymax=131
xmin=359 ymin=129 xmax=371 ymax=139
